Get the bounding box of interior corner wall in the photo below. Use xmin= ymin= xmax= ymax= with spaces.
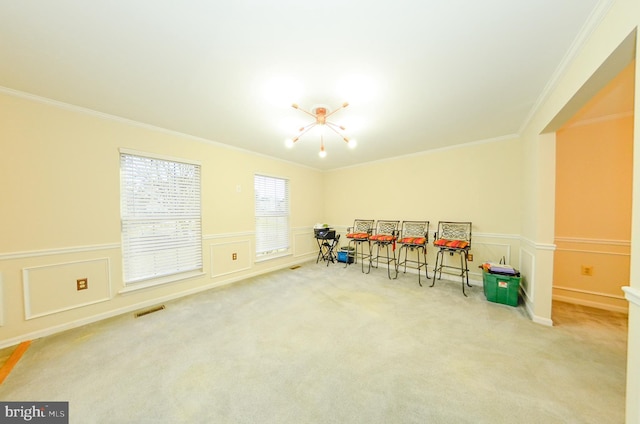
xmin=0 ymin=91 xmax=325 ymax=347
xmin=517 ymin=132 xmax=556 ymax=325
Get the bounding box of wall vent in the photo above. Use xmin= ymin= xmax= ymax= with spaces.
xmin=290 ymin=265 xmax=301 ymax=270
xmin=134 ymin=305 xmax=165 ymax=318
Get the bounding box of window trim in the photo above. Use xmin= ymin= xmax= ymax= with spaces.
xmin=118 ymin=270 xmax=205 ymax=294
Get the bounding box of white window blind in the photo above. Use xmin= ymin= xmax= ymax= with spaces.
xmin=120 ymin=152 xmax=202 ymax=284
xmin=254 ymin=174 xmax=289 ymax=257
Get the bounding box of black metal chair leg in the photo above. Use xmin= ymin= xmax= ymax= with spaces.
xmin=464 ymin=252 xmax=472 ymax=287
xmin=396 ymin=243 xmax=427 ymax=285
xmin=371 ymin=243 xmax=379 ymax=270
xmin=460 ymin=251 xmax=468 ymax=296
xmin=388 ymin=244 xmax=398 ymax=280
xmin=415 ymin=247 xmax=423 ymax=287
xmin=401 ymin=247 xmax=408 ymax=274
xmin=431 ymin=250 xmax=442 ymax=287
xmin=422 ymin=246 xmax=430 ymax=280
xmin=415 ymin=246 xmax=428 ymax=286
xmin=366 ymin=242 xmax=373 ymax=274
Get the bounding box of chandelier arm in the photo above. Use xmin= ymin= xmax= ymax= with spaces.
xmin=324 ymin=102 xmax=348 ymax=119
xmin=293 ymin=105 xmax=318 ymax=119
xmin=324 ymin=108 xmax=343 ymax=119
xmin=325 ymin=122 xmax=346 ymax=132
xmin=325 ymin=123 xmax=348 ymax=141
xmin=293 ymin=123 xmax=317 ymax=140
xmin=299 ymin=122 xmax=316 ymax=132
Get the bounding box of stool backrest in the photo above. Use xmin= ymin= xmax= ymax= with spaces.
xmin=400 ymin=221 xmax=429 ymax=240
xmin=350 ymin=219 xmax=375 ymax=234
xmin=436 ymin=221 xmax=472 ymax=247
xmin=375 ymin=220 xmax=399 ymax=236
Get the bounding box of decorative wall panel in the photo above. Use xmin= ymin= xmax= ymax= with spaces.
xmin=23 ymin=258 xmax=111 ymax=320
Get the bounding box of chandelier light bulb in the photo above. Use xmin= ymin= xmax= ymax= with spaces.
xmin=285 ymin=138 xmax=294 ymax=148
xmin=319 ymin=135 xmax=327 ymax=158
xmin=347 ymin=138 xmax=357 ymax=149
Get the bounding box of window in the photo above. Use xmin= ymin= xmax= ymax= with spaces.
xmin=254 ymin=174 xmax=290 ymax=258
xmin=120 ymin=150 xmax=202 ymax=285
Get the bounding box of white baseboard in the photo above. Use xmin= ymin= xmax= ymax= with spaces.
xmin=553 ymin=294 xmax=629 ymax=314
xmin=531 ymin=314 xmax=554 ymax=326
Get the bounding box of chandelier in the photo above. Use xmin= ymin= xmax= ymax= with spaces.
xmin=285 ymin=102 xmax=357 ymax=158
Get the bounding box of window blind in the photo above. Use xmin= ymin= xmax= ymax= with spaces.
xmin=254 ymin=174 xmax=289 ymax=257
xmin=120 ymin=152 xmax=202 ymax=284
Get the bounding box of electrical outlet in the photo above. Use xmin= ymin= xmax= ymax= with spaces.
xmin=581 ymin=266 xmax=593 ymax=276
xmin=232 ymin=253 xmax=237 ymax=260
xmin=77 ymin=278 xmax=88 ymax=291
xmin=467 ymin=253 xmax=473 ymax=261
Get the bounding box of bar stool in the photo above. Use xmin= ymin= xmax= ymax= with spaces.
xmin=369 ymin=220 xmax=399 ymax=279
xmin=431 ymin=221 xmax=472 ymax=295
xmin=345 ymin=219 xmax=375 ymax=273
xmin=396 ymin=220 xmax=430 ymax=286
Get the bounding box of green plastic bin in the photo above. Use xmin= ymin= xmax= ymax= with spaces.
xmin=483 ymin=270 xmax=520 ymax=307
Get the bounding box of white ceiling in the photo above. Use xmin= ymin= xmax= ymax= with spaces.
xmin=0 ymin=1 xmax=606 ymax=170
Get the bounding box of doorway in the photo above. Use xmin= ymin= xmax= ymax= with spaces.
xmin=552 ymin=60 xmax=635 ymax=323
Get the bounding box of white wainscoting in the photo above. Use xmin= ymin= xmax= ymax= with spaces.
xmin=518 ymin=239 xmax=540 ymax=324
xmin=0 ymin=243 xmax=120 ymax=261
xmin=465 ymin=234 xmax=518 ymax=283
xmin=294 ymin=227 xmax=318 ymax=258
xmin=209 ymin=240 xmax=252 ymax=278
xmin=553 ymin=236 xmax=630 ymax=312
xmin=22 ymin=257 xmax=112 ymax=320
xmin=518 ymin=247 xmax=536 ymax=303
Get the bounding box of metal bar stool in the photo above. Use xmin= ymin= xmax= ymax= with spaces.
xmin=431 ymin=221 xmax=472 ymax=296
xmin=345 ymin=219 xmax=375 ymax=273
xmin=396 ymin=220 xmax=430 ymax=286
xmin=369 ymin=220 xmax=400 ymax=279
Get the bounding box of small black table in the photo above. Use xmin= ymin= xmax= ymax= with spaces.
xmin=314 ymin=228 xmax=340 ymax=266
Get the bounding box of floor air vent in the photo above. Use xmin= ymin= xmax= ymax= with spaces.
xmin=134 ymin=305 xmax=166 ymax=318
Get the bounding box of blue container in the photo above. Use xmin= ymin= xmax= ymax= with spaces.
xmin=337 ymin=251 xmax=354 ymax=264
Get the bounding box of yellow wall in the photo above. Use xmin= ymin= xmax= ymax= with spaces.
xmin=555 ymin=115 xmax=633 ymax=240
xmin=324 ymin=137 xmax=522 ymax=234
xmin=323 ymin=137 xmax=524 ymax=289
xmin=0 ymin=91 xmax=324 ymax=344
xmin=553 ymin=68 xmax=634 ymax=312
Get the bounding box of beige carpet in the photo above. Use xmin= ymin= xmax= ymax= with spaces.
xmin=0 ymin=261 xmax=628 ymax=423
